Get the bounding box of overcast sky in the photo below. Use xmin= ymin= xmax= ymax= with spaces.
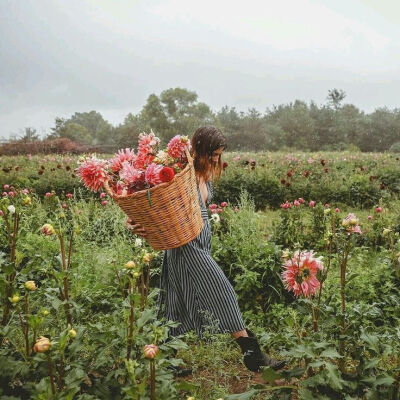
xmin=1 ymin=0 xmax=400 ymax=139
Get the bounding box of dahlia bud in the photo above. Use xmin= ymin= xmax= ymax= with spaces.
xmin=10 ymin=294 xmax=20 ymax=304
xmin=220 ymin=202 xmax=227 ymax=207
xmin=133 ymin=271 xmax=140 ymax=278
xmin=376 ymin=206 xmax=382 ymax=213
xmin=382 ymin=228 xmax=391 ymax=237
xmin=125 ymin=260 xmax=136 ymax=269
xmin=349 ymin=218 xmax=357 ymax=226
xmin=41 ymin=224 xmax=55 ymax=236
xmin=33 ymin=336 xmax=51 ymax=353
xmin=142 ymin=252 xmax=151 ymax=263
xmin=143 ymin=344 xmax=159 ymax=359
xmin=68 ymin=329 xmax=77 ymax=338
xmin=42 ymin=309 xmax=50 ymax=316
xmin=22 ymin=196 xmax=32 ymax=205
xmin=342 ymin=220 xmax=349 ymax=227
xmin=25 ymin=281 xmax=37 ymax=291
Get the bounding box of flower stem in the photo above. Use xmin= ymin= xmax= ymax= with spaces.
xmin=47 ymin=354 xmax=57 ymax=395
xmin=339 ymin=234 xmax=352 ymax=371
xmin=150 ymin=359 xmax=155 ymax=400
xmin=58 ymin=233 xmax=72 ymax=326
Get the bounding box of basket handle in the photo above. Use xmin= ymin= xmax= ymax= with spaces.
xmin=185 ymin=147 xmax=193 ymax=165
xmin=103 ymin=179 xmax=115 ymax=198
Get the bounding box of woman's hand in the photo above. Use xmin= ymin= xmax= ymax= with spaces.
xmin=126 ymin=217 xmax=147 ymax=238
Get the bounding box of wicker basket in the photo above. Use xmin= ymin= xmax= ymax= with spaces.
xmin=104 ymin=149 xmax=204 ymax=250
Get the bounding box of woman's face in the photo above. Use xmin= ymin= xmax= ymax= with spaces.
xmin=210 ymin=146 xmax=224 ymax=164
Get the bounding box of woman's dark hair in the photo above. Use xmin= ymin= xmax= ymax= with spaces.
xmin=190 ymin=126 xmax=227 ymax=183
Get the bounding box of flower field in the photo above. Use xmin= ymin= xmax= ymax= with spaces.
xmin=1 ymin=151 xmax=400 ymax=399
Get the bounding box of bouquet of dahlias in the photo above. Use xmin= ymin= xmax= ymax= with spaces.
xmin=76 ymin=132 xmax=203 ymax=250
xmin=77 ymin=132 xmax=191 ymax=195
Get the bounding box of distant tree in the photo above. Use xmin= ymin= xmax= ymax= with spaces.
xmin=268 ymin=100 xmax=316 ymax=149
xmin=138 ymin=88 xmax=214 ymax=143
xmin=114 ymin=121 xmax=141 ymax=148
xmin=327 ymin=88 xmax=346 ymax=109
xmin=62 ymin=123 xmax=92 ymax=145
xmin=139 ymin=94 xmax=170 ymax=140
xmin=309 ymin=102 xmax=335 ymax=150
xmin=48 ymin=112 xmax=113 ymax=145
xmin=19 ymin=127 xmax=40 ymax=142
xmin=48 ymin=117 xmax=68 ymax=139
xmin=215 ymin=106 xmax=241 ymax=137
xmin=361 ymin=108 xmax=400 ymax=151
xmin=69 ymin=111 xmax=113 ymax=144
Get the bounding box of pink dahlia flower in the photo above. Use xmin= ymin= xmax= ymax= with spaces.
xmin=119 ymin=161 xmax=144 ymax=186
xmin=282 ymin=250 xmax=324 ymax=297
xmin=138 ymin=131 xmax=160 ymax=152
xmin=109 ymin=148 xmax=136 ymax=172
xmin=77 ymin=158 xmax=109 ymax=192
xmin=167 ymin=135 xmax=191 ymax=159
xmin=145 ymin=163 xmax=163 ymax=186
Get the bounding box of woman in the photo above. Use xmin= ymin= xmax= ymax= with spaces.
xmin=127 ymin=126 xmax=285 ymax=373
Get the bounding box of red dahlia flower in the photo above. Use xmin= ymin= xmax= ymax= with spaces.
xmin=159 ymin=167 xmax=175 ymax=183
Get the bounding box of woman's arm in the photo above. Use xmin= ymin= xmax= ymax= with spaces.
xmin=126 ymin=217 xmax=147 ymax=238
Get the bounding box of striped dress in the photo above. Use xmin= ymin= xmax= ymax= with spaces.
xmin=157 ymin=180 xmax=246 ymax=338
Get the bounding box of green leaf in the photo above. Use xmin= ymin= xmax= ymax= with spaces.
xmin=261 ymin=366 xmax=283 ymax=384
xmin=325 ymin=362 xmax=344 ymax=390
xmin=364 ymin=358 xmax=380 ymax=370
xmin=360 ymin=330 xmax=379 ymax=353
xmin=373 ymin=374 xmax=395 ymax=387
xmin=225 ymin=388 xmax=260 ymax=400
xmin=320 ymin=348 xmax=342 ymax=359
xmin=64 ymin=368 xmax=86 ymax=387
xmin=136 ymin=309 xmax=154 ymax=328
xmin=281 ymin=366 xmax=306 ymax=379
xmin=175 ymin=380 xmax=200 ymax=392
xmin=298 ymin=388 xmax=315 ymax=400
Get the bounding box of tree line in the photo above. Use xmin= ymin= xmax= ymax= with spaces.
xmin=14 ymin=88 xmax=400 ymax=152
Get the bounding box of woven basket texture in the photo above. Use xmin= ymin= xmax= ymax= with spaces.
xmin=104 ymin=150 xmax=203 ymax=250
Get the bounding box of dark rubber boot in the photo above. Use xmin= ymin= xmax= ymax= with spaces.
xmin=236 ymin=329 xmax=286 ymax=372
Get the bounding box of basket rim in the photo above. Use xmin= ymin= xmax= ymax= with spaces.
xmin=104 ymin=148 xmax=195 ymax=200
